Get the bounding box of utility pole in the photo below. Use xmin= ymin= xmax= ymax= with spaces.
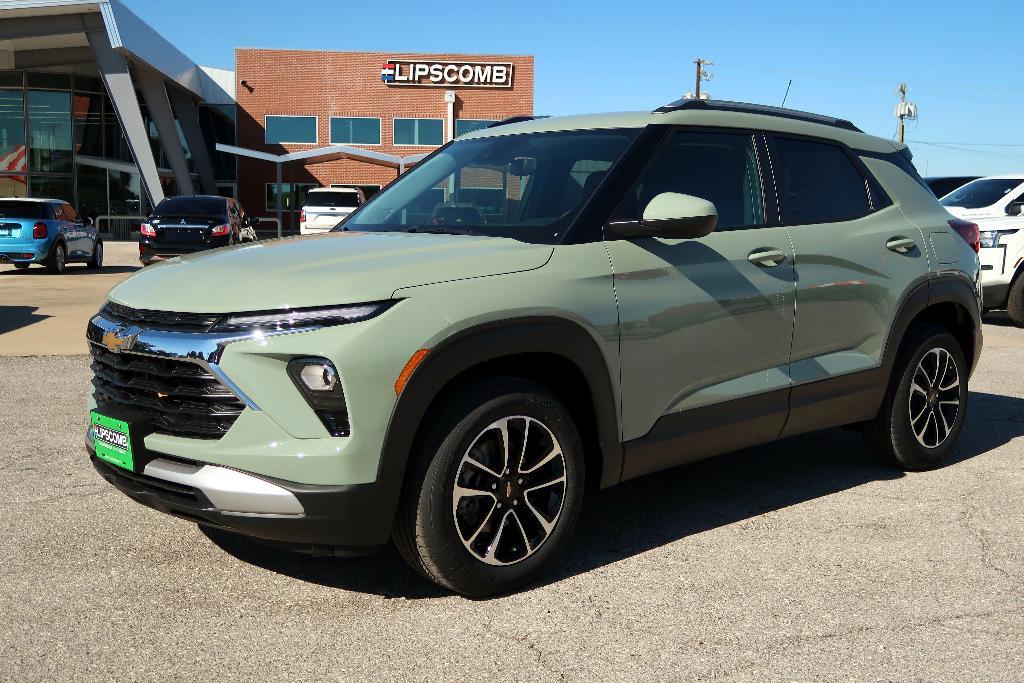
xmin=684 ymin=58 xmax=713 ymax=101
xmin=894 ymin=82 xmax=918 ymax=144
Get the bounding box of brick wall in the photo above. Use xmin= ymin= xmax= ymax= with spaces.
xmin=234 ymin=49 xmax=534 ymax=230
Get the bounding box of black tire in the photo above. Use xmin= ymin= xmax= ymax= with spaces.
xmin=87 ymin=240 xmax=103 ymax=270
xmin=13 ymin=262 xmax=29 ymax=270
xmin=863 ymin=323 xmax=968 ymax=470
xmin=45 ymin=242 xmax=67 ymax=274
xmin=394 ymin=377 xmax=585 ymax=597
xmin=1006 ymin=271 xmax=1024 ymax=326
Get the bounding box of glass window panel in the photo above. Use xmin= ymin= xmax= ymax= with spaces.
xmin=103 ymin=95 xmax=132 ymax=162
xmin=265 ymin=115 xmax=317 ymax=144
xmin=198 ymin=104 xmax=236 ymax=181
xmin=28 ymin=90 xmax=73 ymax=174
xmin=0 ymin=72 xmax=23 ymax=88
xmin=73 ymin=92 xmax=103 ymax=158
xmin=773 ymin=137 xmax=869 ymax=224
xmin=0 ymin=89 xmax=26 ymax=174
xmin=330 ymin=117 xmax=380 ymax=145
xmin=27 ymin=72 xmax=71 ymax=90
xmin=394 ymin=118 xmax=443 ymax=146
xmin=455 ymin=119 xmax=496 ymax=136
xmin=109 ymin=170 xmax=141 ymax=215
xmin=74 ymin=75 xmax=103 ymax=94
xmin=29 ymin=175 xmax=73 ymax=202
xmin=75 ymin=163 xmax=108 ymax=221
xmin=0 ymin=174 xmax=27 ymax=197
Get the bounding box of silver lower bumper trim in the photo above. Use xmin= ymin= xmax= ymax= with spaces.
xmin=143 ymin=458 xmax=305 ymax=517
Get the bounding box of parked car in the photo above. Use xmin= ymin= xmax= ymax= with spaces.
xmin=0 ymin=198 xmax=102 ymax=273
xmin=939 ymin=174 xmax=1024 ymax=220
xmin=926 ymin=176 xmax=979 ymax=199
xmin=976 ymin=214 xmax=1024 ymax=322
xmin=299 ymin=187 xmax=365 ymax=235
xmin=139 ymin=195 xmax=257 ymax=265
xmin=86 ymin=100 xmax=982 ymax=597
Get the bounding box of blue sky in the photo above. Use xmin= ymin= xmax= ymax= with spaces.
xmin=125 ymin=0 xmax=1021 ymax=177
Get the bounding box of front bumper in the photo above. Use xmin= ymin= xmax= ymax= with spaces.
xmin=88 ymin=435 xmax=401 ymax=552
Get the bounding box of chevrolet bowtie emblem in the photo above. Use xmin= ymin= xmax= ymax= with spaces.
xmin=102 ymin=325 xmax=142 ymax=354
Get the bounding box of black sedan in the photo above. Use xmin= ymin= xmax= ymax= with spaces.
xmin=139 ymin=195 xmax=258 ymax=265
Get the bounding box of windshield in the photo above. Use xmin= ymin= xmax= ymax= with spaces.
xmin=341 ymin=128 xmax=642 ymax=243
xmin=940 ymin=179 xmax=1024 ymax=208
xmin=153 ymin=196 xmax=226 ymax=217
xmin=304 ymin=191 xmax=360 ymax=207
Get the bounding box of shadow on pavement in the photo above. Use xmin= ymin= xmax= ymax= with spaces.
xmin=6 ymin=265 xmax=139 ymax=275
xmin=982 ymin=311 xmax=1018 ymax=328
xmin=0 ymin=305 xmax=50 ymax=335
xmin=201 ymin=390 xmax=1024 ymax=599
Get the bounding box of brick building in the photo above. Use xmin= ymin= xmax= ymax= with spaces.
xmin=234 ymin=49 xmax=535 ymax=232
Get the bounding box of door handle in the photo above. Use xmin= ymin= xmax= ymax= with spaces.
xmin=747 ymin=247 xmax=786 ymax=267
xmin=886 ymin=236 xmax=916 ymax=253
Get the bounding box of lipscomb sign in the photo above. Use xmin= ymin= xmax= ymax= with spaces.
xmin=380 ymin=60 xmax=513 ymax=88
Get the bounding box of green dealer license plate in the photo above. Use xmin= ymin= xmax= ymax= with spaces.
xmin=91 ymin=411 xmax=134 ymax=471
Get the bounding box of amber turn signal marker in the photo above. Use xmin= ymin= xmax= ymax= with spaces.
xmin=395 ymin=349 xmax=430 ymax=395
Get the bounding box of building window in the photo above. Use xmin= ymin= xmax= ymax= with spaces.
xmin=330 ymin=117 xmax=381 ymax=145
xmin=28 ymin=90 xmax=73 ymax=174
xmin=393 ymin=118 xmax=443 ymax=146
xmin=455 ymin=119 xmax=497 ymax=137
xmin=266 ymin=182 xmax=316 ymax=212
xmin=265 ymin=115 xmax=317 ymax=144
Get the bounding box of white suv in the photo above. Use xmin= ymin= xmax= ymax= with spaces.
xmin=299 ymin=187 xmax=365 ymax=235
xmin=978 ymin=215 xmax=1024 ymax=322
xmin=940 ymin=174 xmax=1024 ymax=220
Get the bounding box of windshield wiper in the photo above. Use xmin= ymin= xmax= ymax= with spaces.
xmin=395 ymin=226 xmax=479 ymax=236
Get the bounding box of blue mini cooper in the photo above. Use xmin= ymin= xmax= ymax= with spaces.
xmin=0 ymin=198 xmax=102 ymax=274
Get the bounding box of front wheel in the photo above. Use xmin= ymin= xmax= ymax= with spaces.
xmin=87 ymin=240 xmax=103 ymax=270
xmin=395 ymin=378 xmax=585 ymax=597
xmin=863 ymin=323 xmax=968 ymax=470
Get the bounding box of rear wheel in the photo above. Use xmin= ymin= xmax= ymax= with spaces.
xmin=1006 ymin=272 xmax=1024 ymax=326
xmin=87 ymin=240 xmax=103 ymax=270
xmin=863 ymin=323 xmax=968 ymax=470
xmin=45 ymin=242 xmax=66 ymax=274
xmin=395 ymin=378 xmax=585 ymax=597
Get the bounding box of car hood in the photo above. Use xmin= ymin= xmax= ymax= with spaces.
xmin=109 ymin=231 xmax=554 ymax=313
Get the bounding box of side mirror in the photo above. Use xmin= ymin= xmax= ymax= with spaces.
xmin=85 ymin=216 xmax=94 ymax=226
xmin=508 ymin=157 xmax=537 ymax=176
xmin=1006 ymin=202 xmax=1023 ymax=217
xmin=606 ymin=192 xmax=718 ymax=240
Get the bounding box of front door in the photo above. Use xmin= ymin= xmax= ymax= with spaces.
xmin=606 ymin=129 xmax=797 ymax=479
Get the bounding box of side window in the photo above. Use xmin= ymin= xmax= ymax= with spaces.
xmin=773 ymin=137 xmax=870 ymax=224
xmin=52 ymin=203 xmax=64 ymax=219
xmin=614 ymin=130 xmax=765 ymax=230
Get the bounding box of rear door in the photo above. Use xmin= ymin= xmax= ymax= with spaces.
xmin=768 ymin=134 xmax=930 ymax=435
xmin=606 ymin=128 xmax=797 ymax=478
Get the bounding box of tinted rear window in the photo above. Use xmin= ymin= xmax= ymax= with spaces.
xmin=940 ymin=179 xmax=1024 ymax=208
xmin=303 ymin=191 xmax=360 ymax=208
xmin=773 ymin=137 xmax=869 ymax=224
xmin=0 ymin=201 xmax=50 ymax=219
xmin=153 ymin=196 xmax=226 ymax=216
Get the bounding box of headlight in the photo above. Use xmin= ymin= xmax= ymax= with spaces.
xmin=211 ymin=301 xmax=394 ymax=332
xmin=979 ymin=229 xmax=1019 ymax=248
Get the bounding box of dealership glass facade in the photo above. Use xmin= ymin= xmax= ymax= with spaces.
xmin=0 ymin=70 xmax=235 ymax=221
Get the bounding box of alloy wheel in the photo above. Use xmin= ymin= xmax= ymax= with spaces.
xmin=908 ymin=347 xmax=961 ymax=449
xmin=452 ymin=415 xmax=567 ymax=566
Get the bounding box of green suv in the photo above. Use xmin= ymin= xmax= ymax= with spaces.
xmin=86 ymin=100 xmax=982 ymax=597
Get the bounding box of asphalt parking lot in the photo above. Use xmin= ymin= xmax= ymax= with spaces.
xmin=1 ymin=253 xmax=1023 ymax=680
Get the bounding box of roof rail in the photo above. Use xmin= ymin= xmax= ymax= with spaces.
xmin=654 ymin=99 xmax=862 ymax=132
xmin=486 ymin=115 xmax=546 ymax=128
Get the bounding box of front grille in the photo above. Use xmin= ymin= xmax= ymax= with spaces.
xmin=90 ymin=345 xmax=245 ymax=439
xmin=103 ymin=301 xmax=223 ymax=333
